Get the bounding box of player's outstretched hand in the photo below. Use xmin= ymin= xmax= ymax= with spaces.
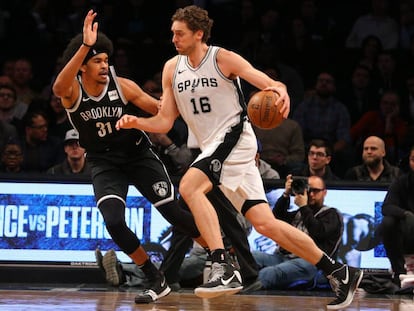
xmin=116 ymin=114 xmax=139 ymax=130
xmin=83 ymin=10 xmax=98 ymax=47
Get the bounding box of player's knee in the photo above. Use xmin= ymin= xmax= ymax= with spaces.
xmin=253 ymin=220 xmax=274 ymax=237
xmin=98 ymin=197 xmax=125 ymax=227
xmin=178 ymin=181 xmax=195 ymax=201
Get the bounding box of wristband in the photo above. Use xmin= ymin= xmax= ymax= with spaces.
xmin=82 ymin=42 xmax=93 ymax=48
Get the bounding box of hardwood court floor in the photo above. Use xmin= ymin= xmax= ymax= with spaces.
xmin=0 ymin=285 xmax=413 ymax=311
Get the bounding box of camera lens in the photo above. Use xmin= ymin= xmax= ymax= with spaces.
xmin=291 ymin=178 xmax=308 ymax=195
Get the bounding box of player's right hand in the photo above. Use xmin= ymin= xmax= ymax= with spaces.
xmin=115 ymin=114 xmax=139 ymax=130
xmin=83 ymin=10 xmax=98 ymax=46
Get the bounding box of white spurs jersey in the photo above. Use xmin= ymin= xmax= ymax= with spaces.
xmin=172 ymin=46 xmax=246 ymax=151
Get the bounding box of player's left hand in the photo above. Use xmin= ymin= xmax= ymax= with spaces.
xmin=115 ymin=114 xmax=139 ymax=130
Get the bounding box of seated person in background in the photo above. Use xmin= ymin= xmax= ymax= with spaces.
xmin=0 ymin=84 xmax=27 ymax=123
xmin=350 ymin=90 xmax=409 ymax=165
xmin=0 ymin=83 xmax=28 ymax=129
xmin=256 ymin=139 xmax=280 ymax=180
xmin=344 ymin=135 xmax=401 ymax=182
xmin=253 ymin=117 xmax=305 ymax=179
xmin=21 ymin=109 xmax=64 ymax=172
xmin=291 ymin=138 xmax=340 ymax=181
xmin=11 ymin=58 xmax=43 ymax=107
xmin=253 ymin=175 xmax=343 ymax=289
xmin=0 ymin=138 xmax=24 ymax=173
xmin=47 ymin=129 xmax=91 ymax=176
xmin=376 ymin=145 xmax=414 ymax=287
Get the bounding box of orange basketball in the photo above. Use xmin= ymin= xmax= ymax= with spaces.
xmin=247 ymin=90 xmax=284 ymax=129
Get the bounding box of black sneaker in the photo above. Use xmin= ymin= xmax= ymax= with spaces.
xmin=94 ymin=249 xmax=104 ymax=273
xmin=135 ymin=275 xmax=171 ymax=303
xmin=102 ymin=249 xmax=125 ymax=286
xmin=194 ymin=262 xmax=243 ymax=298
xmin=326 ymin=265 xmax=364 ymax=310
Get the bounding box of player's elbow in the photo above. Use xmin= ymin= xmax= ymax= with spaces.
xmin=52 ymin=82 xmax=66 ymax=98
xmin=52 ymin=84 xmax=61 ymax=97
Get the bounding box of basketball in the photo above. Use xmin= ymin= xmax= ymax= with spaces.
xmin=247 ymin=90 xmax=283 ymax=129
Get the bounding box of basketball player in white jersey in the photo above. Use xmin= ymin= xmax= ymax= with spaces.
xmin=117 ymin=5 xmax=363 ymax=309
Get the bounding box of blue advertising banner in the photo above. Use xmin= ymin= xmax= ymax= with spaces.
xmin=0 ymin=182 xmax=171 ymax=264
xmin=0 ymin=194 xmax=152 ymax=249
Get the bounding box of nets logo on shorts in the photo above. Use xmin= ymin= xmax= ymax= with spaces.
xmin=210 ymin=159 xmax=222 ymax=173
xmin=152 ymin=181 xmax=169 ymax=197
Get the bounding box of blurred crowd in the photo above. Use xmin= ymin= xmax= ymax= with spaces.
xmin=1 ymin=0 xmax=414 ymax=180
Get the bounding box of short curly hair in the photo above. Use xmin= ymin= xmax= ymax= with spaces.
xmin=172 ymin=5 xmax=213 ymax=43
xmin=61 ymin=32 xmax=113 ymax=65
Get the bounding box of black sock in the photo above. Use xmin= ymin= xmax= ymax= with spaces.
xmin=316 ymin=253 xmax=344 ymax=275
xmin=204 ymin=247 xmax=211 ymax=256
xmin=139 ymin=259 xmax=161 ymax=281
xmin=211 ymin=249 xmax=227 ymax=264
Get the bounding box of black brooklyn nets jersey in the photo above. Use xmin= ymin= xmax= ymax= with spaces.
xmin=66 ymin=66 xmax=148 ymax=153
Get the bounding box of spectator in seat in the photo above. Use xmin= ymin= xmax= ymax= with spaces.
xmin=20 ymin=109 xmax=64 ymax=172
xmin=47 ymin=129 xmax=91 ymax=176
xmin=344 ymin=136 xmax=401 ymax=182
xmin=0 ymin=138 xmax=24 ymax=173
xmin=292 ymin=138 xmax=340 ymax=181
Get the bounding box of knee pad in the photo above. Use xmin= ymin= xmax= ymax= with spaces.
xmin=98 ymin=197 xmax=125 ymax=227
xmin=98 ymin=197 xmax=140 ymax=254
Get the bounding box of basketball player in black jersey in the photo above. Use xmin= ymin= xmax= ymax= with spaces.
xmin=53 ymin=10 xmax=205 ymax=304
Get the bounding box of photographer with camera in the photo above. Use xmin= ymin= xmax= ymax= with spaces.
xmin=252 ymin=175 xmax=344 ymax=290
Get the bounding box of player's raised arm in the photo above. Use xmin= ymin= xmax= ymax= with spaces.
xmin=53 ymin=10 xmax=98 ymax=108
